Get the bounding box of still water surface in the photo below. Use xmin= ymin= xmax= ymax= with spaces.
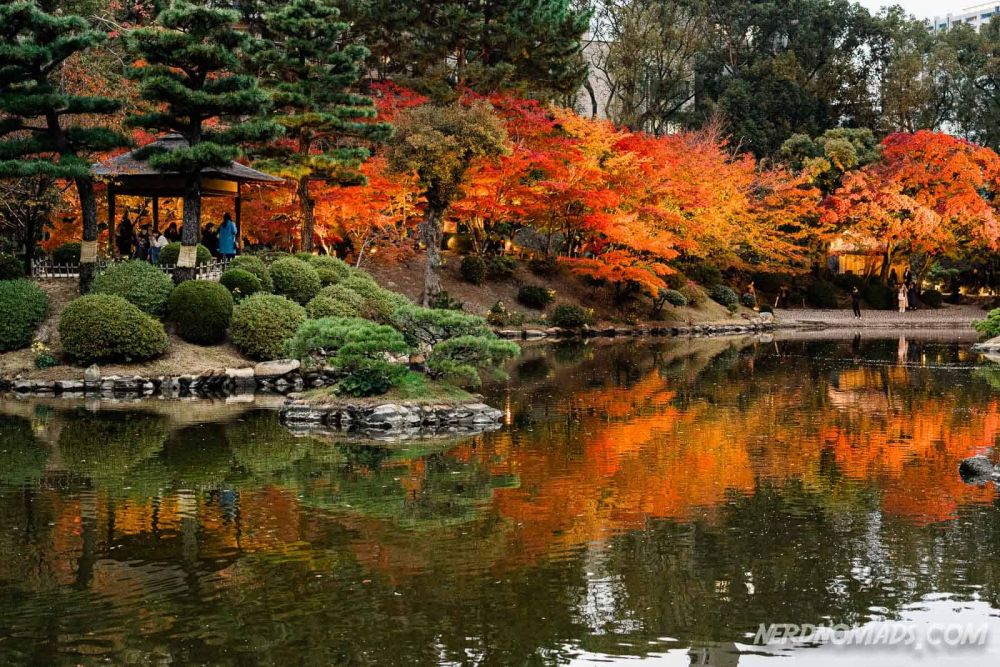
xmin=2 ymin=332 xmax=1000 ymax=665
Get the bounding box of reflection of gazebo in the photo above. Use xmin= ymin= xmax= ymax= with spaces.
xmin=92 ymin=134 xmax=282 ymax=247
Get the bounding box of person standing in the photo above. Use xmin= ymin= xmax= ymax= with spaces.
xmin=131 ymin=225 xmax=150 ymax=261
xmin=150 ymin=229 xmax=169 ymax=264
xmin=218 ymin=212 xmax=238 ymax=260
xmin=164 ymin=222 xmax=180 ymax=242
xmin=202 ymin=223 xmax=219 ymax=258
xmin=897 ymin=284 xmax=907 ymax=313
xmin=851 ymin=287 xmax=862 ymax=319
xmin=116 ymin=213 xmax=134 ymax=258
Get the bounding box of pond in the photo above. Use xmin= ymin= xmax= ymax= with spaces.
xmin=1 ymin=331 xmax=1000 ymax=665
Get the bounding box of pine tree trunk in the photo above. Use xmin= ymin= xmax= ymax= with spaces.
xmin=420 ymin=205 xmax=445 ymax=306
xmin=75 ymin=176 xmax=99 ymax=294
xmin=298 ymin=176 xmax=315 ymax=253
xmin=176 ymin=177 xmax=202 ymax=283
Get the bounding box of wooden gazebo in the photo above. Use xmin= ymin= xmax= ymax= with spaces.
xmin=92 ymin=134 xmax=282 ymax=251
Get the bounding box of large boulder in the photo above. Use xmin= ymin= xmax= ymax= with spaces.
xmin=253 ymin=359 xmax=300 ymax=379
xmin=959 ymin=456 xmax=996 ymax=484
xmin=972 ymin=336 xmax=1000 ymax=352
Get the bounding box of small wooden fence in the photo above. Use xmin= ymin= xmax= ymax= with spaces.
xmin=32 ymin=258 xmax=232 ymax=281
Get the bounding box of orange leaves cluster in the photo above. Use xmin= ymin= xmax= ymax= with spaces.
xmin=823 ymin=130 xmax=1000 ymax=263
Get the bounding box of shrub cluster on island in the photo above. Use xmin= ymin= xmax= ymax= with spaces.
xmin=1 ymin=253 xmax=520 ymax=405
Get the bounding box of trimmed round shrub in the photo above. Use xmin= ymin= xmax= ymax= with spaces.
xmin=708 ymin=284 xmax=739 ymax=310
xmin=0 ymin=252 xmax=24 ymax=280
xmin=52 ymin=242 xmax=81 ymax=265
xmin=159 ymin=242 xmax=213 ymax=267
xmin=0 ymin=279 xmax=49 ymax=351
xmin=741 ymin=292 xmax=757 ymax=308
xmin=517 ymin=284 xmax=554 ymax=309
xmin=167 ymin=281 xmax=234 ymax=344
xmin=921 ymin=289 xmax=944 ymax=309
xmin=309 ymin=255 xmax=351 ymax=283
xmin=679 ymin=283 xmax=705 ymax=306
xmin=341 ymin=271 xmax=409 ymax=322
xmin=228 ymin=255 xmax=273 ymax=292
xmin=306 ymin=294 xmax=362 ymax=319
xmin=316 ymin=268 xmax=343 ymax=286
xmin=863 ymin=282 xmax=895 ymax=310
xmin=91 ymin=260 xmax=175 ymax=317
xmin=486 ymin=255 xmax=517 ymax=279
xmin=317 ymin=283 xmax=367 ymax=311
xmin=59 ymin=294 xmax=168 ymax=364
xmin=662 ymin=289 xmax=688 ymax=307
xmin=229 ymin=294 xmax=306 ymax=360
xmin=220 ymin=268 xmax=263 ymax=300
xmin=976 ymin=309 xmax=1000 ymax=338
xmin=294 ymin=252 xmax=314 ymax=262
xmin=551 ymin=303 xmax=594 ymax=329
xmin=805 ymin=280 xmax=838 ymax=309
xmin=528 ymin=256 xmax=559 ymax=276
xmin=270 ymin=257 xmax=321 ymax=305
xmin=460 ymin=255 xmax=487 ymax=285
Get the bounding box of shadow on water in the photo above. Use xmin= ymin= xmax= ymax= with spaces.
xmin=1 ymin=331 xmax=1000 ymax=664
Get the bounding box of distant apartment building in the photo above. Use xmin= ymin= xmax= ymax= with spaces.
xmin=929 ymin=3 xmax=1000 ymax=31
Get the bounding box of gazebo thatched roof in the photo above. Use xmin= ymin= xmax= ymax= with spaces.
xmin=92 ymin=134 xmax=282 ymax=197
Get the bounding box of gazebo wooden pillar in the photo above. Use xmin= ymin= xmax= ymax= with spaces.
xmin=93 ymin=134 xmax=282 ymax=259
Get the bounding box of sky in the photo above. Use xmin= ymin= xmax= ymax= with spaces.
xmin=856 ymin=0 xmax=958 ymax=19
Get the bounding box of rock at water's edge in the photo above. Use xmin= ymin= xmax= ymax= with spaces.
xmin=959 ymin=456 xmax=996 ymax=484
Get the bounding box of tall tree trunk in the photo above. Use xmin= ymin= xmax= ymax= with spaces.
xmin=176 ymin=177 xmax=201 ymax=283
xmin=420 ymin=205 xmax=445 ymax=306
xmin=75 ymin=176 xmax=99 ymax=293
xmin=298 ymin=176 xmax=315 ymax=253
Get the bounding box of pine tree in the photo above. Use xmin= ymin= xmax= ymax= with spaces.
xmin=344 ymin=0 xmax=590 ymax=100
xmin=252 ymin=0 xmax=392 ymax=253
xmin=0 ymin=1 xmax=128 ymax=292
xmin=127 ymin=0 xmax=281 ymax=281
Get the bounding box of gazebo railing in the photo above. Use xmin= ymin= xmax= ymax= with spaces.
xmin=32 ymin=257 xmax=232 ymax=281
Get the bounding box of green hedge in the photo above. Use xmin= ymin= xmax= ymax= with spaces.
xmin=159 ymin=242 xmax=213 ymax=267
xmin=517 ymin=284 xmax=554 ymax=309
xmin=921 ymin=289 xmax=944 ymax=309
xmin=551 ymin=303 xmax=593 ymax=328
xmin=167 ymin=281 xmax=234 ymax=344
xmin=52 ymin=242 xmax=81 ymax=265
xmin=341 ymin=271 xmax=410 ymax=322
xmin=91 ymin=260 xmax=175 ymax=317
xmin=863 ymin=282 xmax=895 ymax=310
xmin=228 ymin=255 xmax=273 ymax=292
xmin=805 ymin=280 xmax=838 ymax=309
xmin=270 ymin=257 xmax=321 ymax=305
xmin=0 ymin=279 xmax=49 ymax=351
xmin=661 ymin=288 xmax=688 ymax=307
xmin=59 ymin=294 xmax=168 ymax=363
xmin=229 ymin=294 xmax=306 ymax=360
xmin=306 ymin=294 xmax=362 ymax=319
xmin=220 ymin=268 xmax=263 ymax=300
xmin=708 ymin=284 xmax=739 ymax=310
xmin=460 ymin=255 xmax=487 ymax=284
xmin=309 ymin=255 xmax=352 ymax=283
xmin=0 ymin=252 xmax=24 ymax=280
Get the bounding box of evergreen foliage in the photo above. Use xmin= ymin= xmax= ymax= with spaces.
xmin=167 ymin=281 xmax=234 ymax=344
xmin=90 ymin=260 xmax=175 ymax=317
xmin=59 ymin=294 xmax=169 ymax=363
xmin=251 ymin=0 xmax=392 ymax=251
xmin=0 ymin=1 xmax=129 ymax=291
xmin=229 ymin=293 xmax=306 ymax=360
xmin=0 ymin=279 xmax=48 ymax=351
xmin=392 ymin=304 xmax=493 ymax=349
xmin=427 ymin=335 xmax=519 ymax=387
xmin=270 ymin=256 xmax=322 ymax=304
xmin=127 ymin=1 xmax=281 ymax=279
xmin=220 ymin=268 xmax=263 ymax=300
xmin=229 ymin=255 xmax=274 ymax=291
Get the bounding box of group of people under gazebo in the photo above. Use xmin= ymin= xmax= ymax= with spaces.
xmin=112 ymin=211 xmax=239 ymax=264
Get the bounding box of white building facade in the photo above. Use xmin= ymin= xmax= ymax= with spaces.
xmin=930 ymin=3 xmax=1000 ymax=31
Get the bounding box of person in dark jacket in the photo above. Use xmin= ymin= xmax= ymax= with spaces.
xmin=201 ymin=223 xmax=219 ymax=258
xmin=116 ymin=213 xmax=134 ymax=257
xmin=851 ymin=287 xmax=862 ymax=319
